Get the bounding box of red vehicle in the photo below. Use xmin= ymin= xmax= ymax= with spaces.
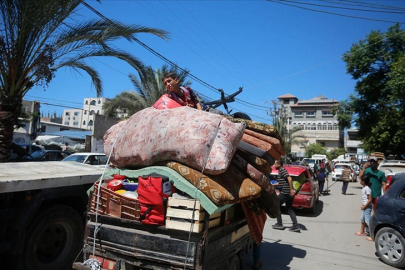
xmin=270 ymin=164 xmax=319 ymax=214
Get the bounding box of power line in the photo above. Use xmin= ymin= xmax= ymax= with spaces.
xmin=268 ymin=0 xmax=405 ymax=24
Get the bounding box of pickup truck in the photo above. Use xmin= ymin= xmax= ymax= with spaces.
xmin=0 ymin=161 xmax=104 ymax=270
xmin=75 ymin=168 xmax=254 ymax=270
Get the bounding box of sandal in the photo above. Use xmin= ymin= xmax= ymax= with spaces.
xmin=355 ymin=232 xmax=366 ymax=236
xmin=366 ymin=237 xmax=373 ymax=241
xmin=253 ymin=261 xmax=262 ymax=269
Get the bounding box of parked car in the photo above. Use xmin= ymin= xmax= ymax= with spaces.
xmin=20 ymin=150 xmax=70 ymax=161
xmin=270 ymin=164 xmax=319 ymax=214
xmin=301 ymin=158 xmax=322 ymax=172
xmin=378 ymin=160 xmax=405 ymax=191
xmin=331 ymin=163 xmax=356 ymax=181
xmin=10 ymin=143 xmax=43 ymax=161
xmin=62 ymin=152 xmax=107 ymax=166
xmin=370 ymin=173 xmax=405 ymax=268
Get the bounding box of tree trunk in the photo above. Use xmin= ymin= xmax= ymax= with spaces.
xmin=338 ymin=128 xmax=344 ymax=149
xmin=0 ymin=99 xmax=22 ymax=162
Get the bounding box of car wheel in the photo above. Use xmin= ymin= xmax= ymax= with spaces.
xmin=375 ymin=227 xmax=405 ymax=268
xmin=15 ymin=205 xmax=84 ymax=270
xmin=308 ymin=202 xmax=316 ymax=214
xmin=227 ymin=254 xmax=241 ymax=270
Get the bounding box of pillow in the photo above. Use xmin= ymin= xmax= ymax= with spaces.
xmin=104 ymin=107 xmax=245 ymax=175
xmin=164 ymin=161 xmax=261 ymax=205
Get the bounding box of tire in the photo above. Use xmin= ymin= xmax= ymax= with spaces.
xmin=375 ymin=227 xmax=405 ymax=269
xmin=18 ymin=205 xmax=84 ymax=270
xmin=227 ymin=254 xmax=241 ymax=270
xmin=309 ymin=202 xmax=316 ymax=214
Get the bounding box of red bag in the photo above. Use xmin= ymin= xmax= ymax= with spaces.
xmin=138 ymin=174 xmax=173 ymax=225
xmin=152 ymin=95 xmax=182 ymax=110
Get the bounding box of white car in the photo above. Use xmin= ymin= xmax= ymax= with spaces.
xmin=332 ymin=163 xmax=356 ymax=181
xmin=62 ymin=152 xmax=107 ymax=166
xmin=378 ymin=160 xmax=405 ymax=190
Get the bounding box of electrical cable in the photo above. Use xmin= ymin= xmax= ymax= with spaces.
xmin=268 ymin=0 xmax=405 ymax=24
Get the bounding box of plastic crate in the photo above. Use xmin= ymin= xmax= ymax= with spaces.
xmin=90 ymin=181 xmax=140 ymax=221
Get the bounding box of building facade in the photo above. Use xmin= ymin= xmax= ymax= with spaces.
xmin=278 ymin=94 xmax=339 ymax=157
xmin=62 ymin=97 xmax=108 ymax=130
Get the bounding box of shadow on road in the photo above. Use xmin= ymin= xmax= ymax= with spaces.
xmin=257 ymin=240 xmax=307 ymax=270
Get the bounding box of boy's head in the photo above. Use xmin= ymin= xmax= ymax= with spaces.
xmin=361 ymin=174 xmax=372 ymax=187
xmin=162 ymin=72 xmax=180 ymax=92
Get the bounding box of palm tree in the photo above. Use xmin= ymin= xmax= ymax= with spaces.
xmin=0 ymin=0 xmax=168 ymax=161
xmin=274 ymin=117 xmax=305 ymax=155
xmin=103 ymin=65 xmax=191 ymax=117
xmin=333 ymin=100 xmax=353 ymax=148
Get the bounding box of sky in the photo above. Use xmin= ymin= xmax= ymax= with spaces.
xmin=26 ymin=0 xmax=405 ymax=124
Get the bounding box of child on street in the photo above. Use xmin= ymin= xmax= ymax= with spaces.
xmin=355 ymin=175 xmax=373 ymax=240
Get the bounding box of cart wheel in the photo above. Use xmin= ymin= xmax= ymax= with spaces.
xmin=228 ymin=254 xmax=241 ymax=270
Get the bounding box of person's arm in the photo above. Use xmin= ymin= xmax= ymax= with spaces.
xmin=196 ymin=102 xmax=202 ymax=110
xmin=382 ymin=181 xmax=387 ymax=193
xmin=362 ymin=193 xmax=372 ymax=210
xmin=359 ymin=162 xmax=369 ymax=179
xmin=287 ymin=175 xmax=295 ymax=196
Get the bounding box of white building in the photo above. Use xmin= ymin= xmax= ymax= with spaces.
xmin=277 ymin=94 xmax=339 ymax=157
xmin=62 ymin=97 xmax=108 ymax=130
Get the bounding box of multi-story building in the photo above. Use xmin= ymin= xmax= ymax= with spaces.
xmin=62 ymin=97 xmax=108 ymax=130
xmin=277 ymin=94 xmax=339 ymax=157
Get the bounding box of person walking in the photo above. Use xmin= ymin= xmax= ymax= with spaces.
xmin=341 ymin=165 xmax=351 ymax=195
xmin=272 ymin=159 xmax=300 ymax=232
xmin=355 ymin=174 xmax=373 ymax=240
xmin=358 ymin=156 xmax=386 ymax=205
xmin=317 ymin=168 xmax=327 ymax=196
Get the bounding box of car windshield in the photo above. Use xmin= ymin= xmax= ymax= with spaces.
xmin=31 ymin=150 xmax=45 ymax=158
xmin=303 ymin=159 xmax=315 ymax=165
xmin=63 ymin=155 xmax=87 ymax=163
xmin=334 ymin=165 xmax=349 ymax=169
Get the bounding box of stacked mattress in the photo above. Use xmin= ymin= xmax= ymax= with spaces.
xmin=104 ymin=106 xmax=284 ymax=243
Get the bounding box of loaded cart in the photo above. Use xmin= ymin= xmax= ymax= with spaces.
xmin=75 ymin=167 xmax=254 ymax=270
xmin=75 ymin=106 xmax=284 ymax=270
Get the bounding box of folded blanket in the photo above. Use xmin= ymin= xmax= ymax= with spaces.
xmin=104 ymin=107 xmax=245 ymax=175
xmin=241 ymin=133 xmax=282 ymax=160
xmin=243 ymin=129 xmax=285 ymax=156
xmin=241 ymin=200 xmax=267 ymax=245
xmin=235 ymin=149 xmax=272 ymax=175
xmin=232 ymin=154 xmax=279 ymax=218
xmin=226 ymin=117 xmax=284 ymax=146
xmin=163 ymin=161 xmax=261 ymax=205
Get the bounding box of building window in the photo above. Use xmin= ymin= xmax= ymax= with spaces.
xmin=73 ymin=122 xmax=78 ymax=126
xmin=322 ymin=111 xmax=333 ymax=117
xmin=90 ymin=110 xmax=95 ymax=115
xmin=98 ymin=100 xmax=101 ymax=104
xmin=65 ymin=112 xmax=70 ymax=116
xmin=307 ymin=111 xmax=315 ymax=117
xmin=294 ymin=112 xmax=303 ymax=117
xmin=319 ymin=142 xmax=326 ymax=147
xmin=64 ymin=122 xmax=69 ymax=125
xmin=90 ymin=100 xmax=96 ymax=106
xmin=97 ymin=110 xmax=100 ymax=115
xmin=88 ymin=120 xmax=93 ymax=126
xmin=84 ymin=110 xmax=87 ymax=115
xmin=85 ymin=100 xmax=88 ymax=105
xmin=68 ymin=117 xmax=70 ymax=120
xmin=83 ymin=120 xmax=86 ymax=125
xmin=74 ymin=112 xmax=80 ymax=116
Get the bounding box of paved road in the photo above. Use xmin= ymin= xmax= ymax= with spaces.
xmin=242 ymin=176 xmax=393 ymax=270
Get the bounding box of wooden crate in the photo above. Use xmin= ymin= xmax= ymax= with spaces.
xmin=90 ymin=181 xmax=140 ymax=221
xmin=166 ymin=197 xmax=221 ymax=233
